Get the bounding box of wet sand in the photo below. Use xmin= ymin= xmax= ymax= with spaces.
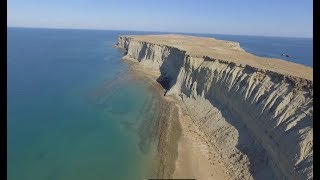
xmin=124 ymin=57 xmax=232 ymax=180
xmin=116 ymin=34 xmax=313 ymax=180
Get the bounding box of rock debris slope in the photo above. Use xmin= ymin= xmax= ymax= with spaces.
xmin=116 ymin=34 xmax=313 ymax=180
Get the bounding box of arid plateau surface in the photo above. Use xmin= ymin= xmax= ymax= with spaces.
xmin=115 ymin=34 xmax=313 ymax=180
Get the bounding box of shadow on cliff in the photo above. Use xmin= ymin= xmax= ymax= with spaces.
xmin=136 ymin=42 xmax=184 ymax=95
xmin=201 ymin=66 xmax=277 ymax=179
xmin=206 ymin=97 xmax=273 ymax=179
xmin=163 ymin=60 xmax=277 ymax=179
xmin=155 ymin=48 xmax=185 ymax=95
xmin=136 ymin=45 xmax=278 ymax=178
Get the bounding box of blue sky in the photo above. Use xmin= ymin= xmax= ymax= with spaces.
xmin=8 ymin=0 xmax=313 ymax=37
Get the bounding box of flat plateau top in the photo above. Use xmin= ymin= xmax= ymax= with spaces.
xmin=126 ymin=34 xmax=312 ymax=81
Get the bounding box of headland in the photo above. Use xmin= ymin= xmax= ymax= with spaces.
xmin=115 ymin=34 xmax=313 ymax=180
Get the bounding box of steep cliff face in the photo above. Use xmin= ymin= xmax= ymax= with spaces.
xmin=116 ymin=35 xmax=313 ymax=180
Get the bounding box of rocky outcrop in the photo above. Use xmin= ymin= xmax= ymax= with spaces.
xmin=115 ymin=35 xmax=313 ymax=180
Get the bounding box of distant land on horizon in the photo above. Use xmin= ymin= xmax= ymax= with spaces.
xmin=7 ymin=26 xmax=313 ymax=39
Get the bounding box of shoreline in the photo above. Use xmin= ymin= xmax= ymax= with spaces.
xmin=124 ymin=58 xmax=181 ymax=178
xmin=115 ymin=34 xmax=313 ymax=179
xmin=124 ymin=57 xmax=232 ymax=179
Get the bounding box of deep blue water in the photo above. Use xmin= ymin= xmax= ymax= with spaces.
xmin=7 ymin=27 xmax=313 ymax=180
xmin=201 ymin=33 xmax=313 ymax=67
xmin=167 ymin=32 xmax=312 ymax=67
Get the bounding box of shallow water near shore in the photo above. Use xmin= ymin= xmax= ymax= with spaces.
xmin=8 ymin=28 xmax=161 ymax=180
xmin=8 ymin=27 xmax=313 ymax=180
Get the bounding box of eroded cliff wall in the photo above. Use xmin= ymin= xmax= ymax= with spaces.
xmin=116 ymin=36 xmax=313 ymax=180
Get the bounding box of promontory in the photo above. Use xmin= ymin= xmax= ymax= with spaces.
xmin=115 ymin=34 xmax=313 ymax=180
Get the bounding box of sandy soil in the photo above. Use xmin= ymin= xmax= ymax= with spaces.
xmin=116 ymin=34 xmax=313 ymax=179
xmin=125 ymin=57 xmax=232 ymax=180
xmin=173 ymin=105 xmax=232 ymax=180
xmin=123 ymin=34 xmax=312 ymax=80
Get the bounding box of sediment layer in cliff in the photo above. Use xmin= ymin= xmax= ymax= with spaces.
xmin=115 ymin=34 xmax=313 ymax=180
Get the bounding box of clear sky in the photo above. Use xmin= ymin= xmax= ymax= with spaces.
xmin=8 ymin=0 xmax=313 ymax=37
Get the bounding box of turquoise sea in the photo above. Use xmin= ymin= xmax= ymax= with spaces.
xmin=7 ymin=27 xmax=313 ymax=180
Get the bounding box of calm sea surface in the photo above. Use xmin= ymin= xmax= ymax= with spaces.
xmin=199 ymin=33 xmax=313 ymax=67
xmin=7 ymin=27 xmax=313 ymax=180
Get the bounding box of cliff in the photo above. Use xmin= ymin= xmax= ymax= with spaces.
xmin=115 ymin=34 xmax=313 ymax=180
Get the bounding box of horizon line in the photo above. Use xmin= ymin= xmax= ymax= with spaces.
xmin=7 ymin=26 xmax=313 ymax=39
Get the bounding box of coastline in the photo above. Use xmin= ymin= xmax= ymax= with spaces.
xmin=124 ymin=57 xmax=180 ymax=178
xmin=124 ymin=57 xmax=231 ymax=179
xmin=115 ymin=34 xmax=313 ymax=179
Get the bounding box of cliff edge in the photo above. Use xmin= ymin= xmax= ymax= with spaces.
xmin=116 ymin=34 xmax=313 ymax=180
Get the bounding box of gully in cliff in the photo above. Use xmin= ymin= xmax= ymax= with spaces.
xmin=115 ymin=34 xmax=313 ymax=180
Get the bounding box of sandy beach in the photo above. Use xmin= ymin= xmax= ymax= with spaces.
xmin=116 ymin=34 xmax=313 ymax=180
xmin=124 ymin=57 xmax=232 ymax=179
xmin=173 ymin=104 xmax=232 ymax=180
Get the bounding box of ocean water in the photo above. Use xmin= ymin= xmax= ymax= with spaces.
xmin=204 ymin=34 xmax=313 ymax=67
xmin=7 ymin=28 xmax=161 ymax=180
xmin=7 ymin=27 xmax=313 ymax=180
xmin=174 ymin=32 xmax=312 ymax=67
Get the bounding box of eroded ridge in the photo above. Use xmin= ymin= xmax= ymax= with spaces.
xmin=115 ymin=34 xmax=313 ymax=180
